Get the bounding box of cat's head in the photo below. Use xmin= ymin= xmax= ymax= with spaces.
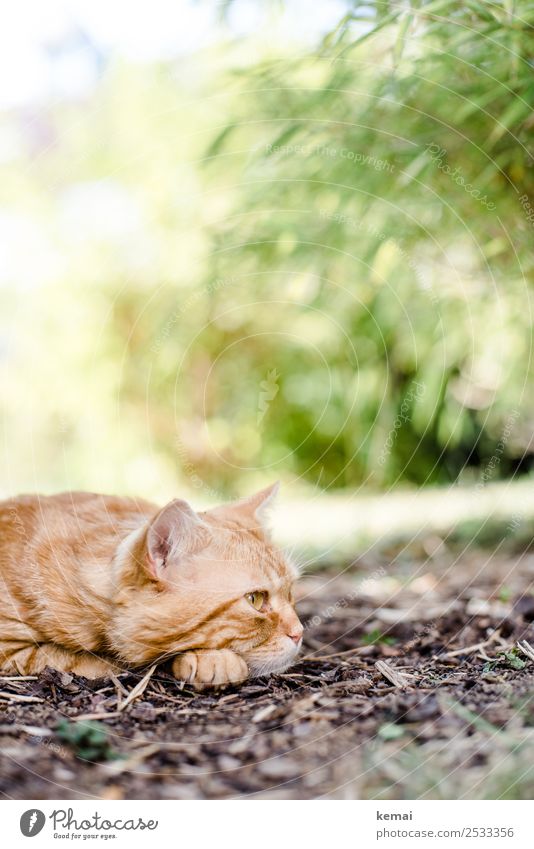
xmin=117 ymin=483 xmax=303 ymax=676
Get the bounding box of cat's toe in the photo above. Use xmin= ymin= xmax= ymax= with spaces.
xmin=223 ymin=651 xmax=248 ymax=684
xmin=172 ymin=649 xmax=248 ymax=688
xmin=172 ymin=652 xmax=198 ymax=682
xmin=196 ymin=649 xmax=246 ymax=686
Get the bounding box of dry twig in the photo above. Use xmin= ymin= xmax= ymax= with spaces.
xmin=0 ymin=675 xmax=38 ymax=682
xmin=0 ymin=690 xmax=44 ymax=704
xmin=0 ymin=724 xmax=52 ymax=736
xmin=71 ymin=711 xmax=122 ymax=722
xmin=517 ymin=640 xmax=534 ymax=662
xmin=118 ymin=664 xmax=157 ymax=713
xmin=375 ymin=660 xmax=410 ymax=689
xmin=441 ymin=630 xmax=501 ymax=659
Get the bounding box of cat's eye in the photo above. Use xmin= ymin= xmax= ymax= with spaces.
xmin=246 ymin=591 xmax=266 ymax=611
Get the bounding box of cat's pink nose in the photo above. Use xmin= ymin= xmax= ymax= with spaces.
xmin=288 ymin=627 xmax=303 ymax=645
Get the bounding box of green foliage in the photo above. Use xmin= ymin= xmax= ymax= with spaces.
xmin=378 ymin=722 xmax=405 ymax=741
xmin=483 ymin=648 xmax=527 ymax=673
xmin=362 ymin=628 xmax=397 ymax=645
xmin=1 ymin=2 xmax=534 ymax=497
xmin=498 ymin=649 xmax=527 ymax=671
xmin=56 ymin=720 xmax=122 ymax=762
xmin=187 ymin=0 xmax=534 ymax=490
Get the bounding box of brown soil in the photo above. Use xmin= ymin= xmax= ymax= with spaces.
xmin=1 ymin=544 xmax=533 ymax=800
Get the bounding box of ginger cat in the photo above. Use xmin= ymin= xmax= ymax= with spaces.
xmin=0 ymin=484 xmax=303 ymax=687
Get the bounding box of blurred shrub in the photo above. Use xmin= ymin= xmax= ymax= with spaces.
xmin=185 ymin=0 xmax=534 ymax=490
xmin=1 ymin=1 xmax=533 ymax=496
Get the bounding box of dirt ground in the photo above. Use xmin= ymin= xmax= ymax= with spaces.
xmin=1 ymin=540 xmax=533 ymax=800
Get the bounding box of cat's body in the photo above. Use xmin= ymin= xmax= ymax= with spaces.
xmin=0 ymin=485 xmax=302 ymax=686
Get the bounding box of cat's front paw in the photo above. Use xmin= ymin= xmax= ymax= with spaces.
xmin=172 ymin=649 xmax=248 ymax=689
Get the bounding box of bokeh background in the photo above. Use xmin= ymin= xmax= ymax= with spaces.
xmin=1 ymin=0 xmax=534 ymax=555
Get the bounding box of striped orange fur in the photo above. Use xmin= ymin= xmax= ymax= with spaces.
xmin=0 ymin=484 xmax=302 ymax=686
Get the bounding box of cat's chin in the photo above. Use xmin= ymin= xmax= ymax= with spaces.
xmin=244 ymin=644 xmax=301 ymax=678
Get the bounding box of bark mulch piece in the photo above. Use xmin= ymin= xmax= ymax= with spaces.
xmin=1 ymin=547 xmax=533 ymax=799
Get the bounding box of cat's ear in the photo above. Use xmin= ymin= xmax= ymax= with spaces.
xmin=233 ymin=482 xmax=280 ymax=534
xmin=145 ymin=499 xmax=210 ymax=582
